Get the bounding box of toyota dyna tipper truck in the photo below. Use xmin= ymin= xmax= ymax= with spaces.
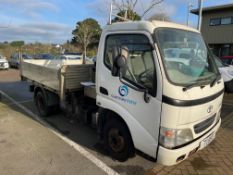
xmin=20 ymin=20 xmax=224 ymax=166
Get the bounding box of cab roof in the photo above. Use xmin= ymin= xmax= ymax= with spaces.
xmin=104 ymin=20 xmax=199 ymax=34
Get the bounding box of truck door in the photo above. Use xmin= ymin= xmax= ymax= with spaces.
xmin=97 ymin=33 xmax=162 ymax=158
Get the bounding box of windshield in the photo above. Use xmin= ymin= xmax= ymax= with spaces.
xmin=156 ymin=28 xmax=219 ymax=86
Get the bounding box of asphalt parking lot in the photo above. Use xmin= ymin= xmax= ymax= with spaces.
xmin=0 ymin=69 xmax=233 ymax=175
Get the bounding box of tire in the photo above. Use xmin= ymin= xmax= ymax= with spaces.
xmin=35 ymin=91 xmax=50 ymax=117
xmin=21 ymin=76 xmax=26 ymax=81
xmin=103 ymin=118 xmax=134 ymax=162
xmin=228 ymin=81 xmax=233 ymax=93
xmin=225 ymin=81 xmax=233 ymax=93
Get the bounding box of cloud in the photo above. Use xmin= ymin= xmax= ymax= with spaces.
xmin=0 ymin=22 xmax=72 ymax=43
xmin=0 ymin=0 xmax=67 ymax=43
xmin=0 ymin=0 xmax=59 ymax=19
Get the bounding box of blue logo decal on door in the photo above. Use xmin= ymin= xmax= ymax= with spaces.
xmin=118 ymin=85 xmax=128 ymax=97
xmin=111 ymin=85 xmax=136 ymax=105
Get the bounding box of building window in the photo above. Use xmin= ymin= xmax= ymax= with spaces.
xmin=210 ymin=18 xmax=221 ymax=26
xmin=221 ymin=17 xmax=232 ymax=25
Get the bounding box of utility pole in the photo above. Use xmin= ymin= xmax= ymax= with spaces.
xmin=108 ymin=2 xmax=130 ymax=25
xmin=198 ymin=0 xmax=203 ymax=31
xmin=187 ymin=3 xmax=193 ymax=26
xmin=108 ymin=3 xmax=113 ymax=25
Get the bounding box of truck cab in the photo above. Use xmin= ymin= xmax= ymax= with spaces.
xmin=95 ymin=21 xmax=223 ymax=165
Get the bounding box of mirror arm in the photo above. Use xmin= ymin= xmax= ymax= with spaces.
xmin=119 ymin=73 xmax=150 ymax=103
xmin=143 ymin=89 xmax=150 ymax=103
xmin=119 ymin=74 xmax=143 ymax=92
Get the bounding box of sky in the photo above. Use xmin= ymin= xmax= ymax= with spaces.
xmin=0 ymin=0 xmax=232 ymax=44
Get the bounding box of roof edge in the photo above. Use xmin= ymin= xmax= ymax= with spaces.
xmin=191 ymin=3 xmax=233 ymax=15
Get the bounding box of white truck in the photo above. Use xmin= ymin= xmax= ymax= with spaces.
xmin=21 ymin=20 xmax=224 ymax=166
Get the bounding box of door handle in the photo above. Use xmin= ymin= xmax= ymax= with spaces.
xmin=100 ymin=87 xmax=108 ymax=95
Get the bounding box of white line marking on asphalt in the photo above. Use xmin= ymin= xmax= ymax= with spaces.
xmin=0 ymin=90 xmax=119 ymax=175
xmin=7 ymin=100 xmax=33 ymax=106
xmin=52 ymin=130 xmax=119 ymax=175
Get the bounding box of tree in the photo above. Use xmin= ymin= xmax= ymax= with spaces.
xmin=112 ymin=9 xmax=141 ymax=22
xmin=10 ymin=41 xmax=24 ymax=47
xmin=112 ymin=0 xmax=164 ymax=21
xmin=148 ymin=12 xmax=171 ymax=22
xmin=72 ymin=18 xmax=101 ymax=64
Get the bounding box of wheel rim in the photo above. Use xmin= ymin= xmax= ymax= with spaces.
xmin=108 ymin=128 xmax=125 ymax=152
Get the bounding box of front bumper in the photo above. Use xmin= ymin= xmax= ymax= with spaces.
xmin=0 ymin=63 xmax=9 ymax=69
xmin=157 ymin=118 xmax=221 ymax=166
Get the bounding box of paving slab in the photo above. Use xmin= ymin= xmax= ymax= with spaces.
xmin=0 ymin=99 xmax=108 ymax=175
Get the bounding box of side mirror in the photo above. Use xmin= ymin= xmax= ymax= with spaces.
xmin=112 ymin=55 xmax=128 ymax=76
xmin=111 ymin=46 xmax=128 ymax=77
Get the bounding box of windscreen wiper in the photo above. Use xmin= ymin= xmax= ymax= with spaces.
xmin=210 ymin=74 xmax=221 ymax=87
xmin=183 ymin=82 xmax=206 ymax=92
xmin=183 ymin=84 xmax=197 ymax=91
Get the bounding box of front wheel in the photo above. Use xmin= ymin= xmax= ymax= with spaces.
xmin=225 ymin=80 xmax=233 ymax=93
xmin=103 ymin=119 xmax=134 ymax=162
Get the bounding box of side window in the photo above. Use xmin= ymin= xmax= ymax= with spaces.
xmin=210 ymin=18 xmax=221 ymax=26
xmin=221 ymin=17 xmax=232 ymax=25
xmin=104 ymin=34 xmax=156 ymax=90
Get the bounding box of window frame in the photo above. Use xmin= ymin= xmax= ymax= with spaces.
xmin=103 ymin=32 xmax=157 ymax=97
xmin=209 ymin=18 xmax=221 ymax=26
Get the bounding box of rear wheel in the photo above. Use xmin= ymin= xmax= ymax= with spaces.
xmin=35 ymin=91 xmax=50 ymax=117
xmin=103 ymin=118 xmax=134 ymax=162
xmin=21 ymin=76 xmax=26 ymax=81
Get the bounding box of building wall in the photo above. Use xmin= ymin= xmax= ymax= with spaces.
xmin=201 ymin=9 xmax=233 ymax=44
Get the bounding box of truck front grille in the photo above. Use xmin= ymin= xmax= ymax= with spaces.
xmin=194 ymin=115 xmax=216 ymax=134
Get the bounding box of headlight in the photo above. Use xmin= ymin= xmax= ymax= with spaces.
xmin=159 ymin=127 xmax=193 ymax=149
xmin=4 ymin=62 xmax=9 ymax=67
xmin=216 ymin=111 xmax=221 ymax=122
